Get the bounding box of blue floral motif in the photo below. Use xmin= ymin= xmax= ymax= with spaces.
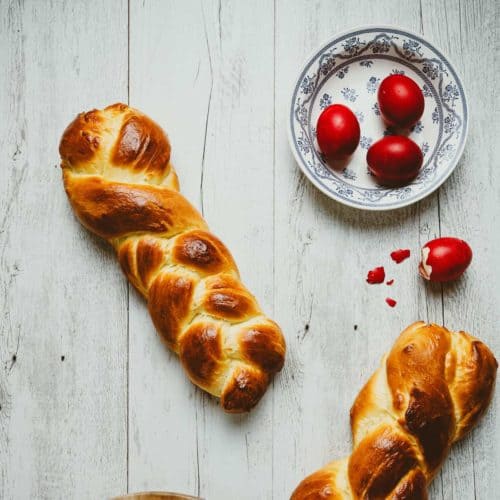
xmin=336 ymin=66 xmax=349 ymax=79
xmin=411 ymin=121 xmax=424 ymax=134
xmin=396 ymin=187 xmax=412 ymax=200
xmin=437 ymin=143 xmax=455 ymax=161
xmin=360 ymin=60 xmax=373 ymax=68
xmin=432 ymin=107 xmax=439 ymax=124
xmin=366 ymin=76 xmax=380 ymax=94
xmin=311 ymin=160 xmax=332 ymax=179
xmin=342 ymin=36 xmax=364 ymax=55
xmin=391 ymin=68 xmax=405 ymax=75
xmin=319 ymin=93 xmax=332 ymax=110
xmin=295 ymin=104 xmax=308 ymax=125
xmin=383 ymin=128 xmax=395 ymax=136
xmin=422 ymin=61 xmax=439 ymax=80
xmin=300 ymin=75 xmax=315 ymax=94
xmin=421 ymin=142 xmax=430 ymax=155
xmin=297 ymin=131 xmax=311 ymax=154
xmin=372 ymin=102 xmax=381 ymax=116
xmin=443 ymin=83 xmax=459 ymax=107
xmin=422 ymin=84 xmax=433 ymax=97
xmin=336 ymin=186 xmax=354 ymax=197
xmin=341 ymin=87 xmax=358 ymax=102
xmin=402 ymin=39 xmax=423 ymax=58
xmin=342 ymin=168 xmax=357 ymax=181
xmin=355 ymin=111 xmax=365 ymax=123
xmin=421 ymin=165 xmax=433 ymax=176
xmin=364 ymin=189 xmax=387 ymax=201
xmin=360 ymin=136 xmax=373 ymax=149
xmin=371 ymin=37 xmax=390 ymax=53
xmin=320 ymin=54 xmax=336 ymax=75
xmin=444 ymin=114 xmax=458 ymax=134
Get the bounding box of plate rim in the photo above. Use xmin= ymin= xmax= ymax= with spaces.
xmin=287 ymin=24 xmax=469 ymax=211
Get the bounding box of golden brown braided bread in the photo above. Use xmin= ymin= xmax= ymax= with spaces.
xmin=291 ymin=322 xmax=497 ymax=499
xmin=59 ymin=103 xmax=285 ymax=413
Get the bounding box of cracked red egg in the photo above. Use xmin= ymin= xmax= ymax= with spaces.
xmin=419 ymin=237 xmax=473 ymax=282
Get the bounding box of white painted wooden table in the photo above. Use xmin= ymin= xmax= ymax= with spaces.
xmin=1 ymin=1 xmax=498 ymax=499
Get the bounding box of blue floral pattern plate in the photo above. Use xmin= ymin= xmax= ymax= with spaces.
xmin=288 ymin=26 xmax=468 ymax=210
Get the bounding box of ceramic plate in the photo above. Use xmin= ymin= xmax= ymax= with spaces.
xmin=288 ymin=26 xmax=468 ymax=210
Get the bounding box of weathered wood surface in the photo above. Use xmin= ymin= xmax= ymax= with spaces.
xmin=0 ymin=1 xmax=129 ymax=499
xmin=0 ymin=0 xmax=497 ymax=499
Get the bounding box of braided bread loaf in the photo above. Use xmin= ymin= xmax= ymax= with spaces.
xmin=291 ymin=322 xmax=497 ymax=499
xmin=59 ymin=103 xmax=285 ymax=413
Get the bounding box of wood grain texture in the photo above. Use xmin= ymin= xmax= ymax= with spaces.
xmin=0 ymin=0 xmax=128 ymax=499
xmin=0 ymin=0 xmax=498 ymax=499
xmin=127 ymin=0 xmax=206 ymax=495
xmin=128 ymin=1 xmax=276 ymax=498
xmin=186 ymin=2 xmax=276 ymax=498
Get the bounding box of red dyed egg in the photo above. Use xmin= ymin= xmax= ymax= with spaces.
xmin=378 ymin=74 xmax=425 ymax=128
xmin=367 ymin=136 xmax=423 ymax=186
xmin=419 ymin=237 xmax=473 ymax=282
xmin=316 ymin=104 xmax=360 ymax=161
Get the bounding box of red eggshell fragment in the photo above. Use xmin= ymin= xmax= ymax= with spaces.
xmin=366 ymin=266 xmax=385 ymax=284
xmin=419 ymin=237 xmax=472 ymax=282
xmin=386 ymin=298 xmax=397 ymax=308
xmin=390 ymin=249 xmax=411 ymax=263
xmin=386 ymin=279 xmax=394 ymax=286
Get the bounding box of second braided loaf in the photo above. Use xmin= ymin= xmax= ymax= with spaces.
xmin=291 ymin=322 xmax=497 ymax=499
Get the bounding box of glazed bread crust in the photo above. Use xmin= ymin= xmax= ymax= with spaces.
xmin=60 ymin=103 xmax=285 ymax=413
xmin=291 ymin=322 xmax=497 ymax=499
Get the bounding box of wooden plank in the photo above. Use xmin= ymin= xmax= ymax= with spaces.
xmin=193 ymin=2 xmax=276 ymax=498
xmin=127 ymin=0 xmax=207 ymax=494
xmin=273 ymin=1 xmax=443 ymax=498
xmin=0 ymin=1 xmax=128 ymax=499
xmin=128 ymin=1 xmax=275 ymax=498
xmin=421 ymin=1 xmax=500 ymax=498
